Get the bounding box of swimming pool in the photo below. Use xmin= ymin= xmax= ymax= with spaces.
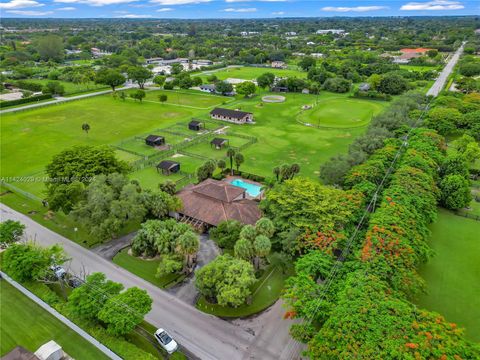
xmin=229 ymin=179 xmax=262 ymax=197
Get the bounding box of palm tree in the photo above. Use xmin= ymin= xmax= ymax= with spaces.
xmin=234 ymin=153 xmax=244 ymax=173
xmin=289 ymin=163 xmax=301 ymax=179
xmin=175 ymin=231 xmax=200 ymax=274
xmin=273 ymin=166 xmax=280 ymax=181
xmin=82 ymin=123 xmax=90 ymax=135
xmin=226 ymin=148 xmax=236 ymax=176
xmin=217 ymin=159 xmax=226 ymax=174
xmin=253 ymin=235 xmax=271 ymax=270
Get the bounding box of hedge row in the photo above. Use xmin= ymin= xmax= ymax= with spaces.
xmin=0 ymin=94 xmax=53 ymax=109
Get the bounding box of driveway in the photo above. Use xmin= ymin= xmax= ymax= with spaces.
xmin=168 ymin=233 xmax=220 ymax=304
xmin=91 ymin=231 xmax=136 ymax=259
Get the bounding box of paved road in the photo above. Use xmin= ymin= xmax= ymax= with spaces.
xmin=0 ymin=203 xmax=299 ymax=360
xmin=426 ymin=42 xmax=466 ymax=97
xmin=0 ymin=85 xmax=135 ymax=115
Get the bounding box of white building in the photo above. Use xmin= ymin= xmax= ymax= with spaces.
xmin=316 ymin=29 xmax=345 ymax=35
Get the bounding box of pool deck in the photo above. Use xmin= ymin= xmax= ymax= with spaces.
xmin=224 ymin=175 xmax=264 ymax=200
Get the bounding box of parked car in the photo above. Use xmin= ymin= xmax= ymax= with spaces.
xmin=68 ymin=277 xmax=83 ymax=288
xmin=50 ymin=265 xmax=66 ymax=279
xmin=154 ymin=328 xmax=178 ymax=354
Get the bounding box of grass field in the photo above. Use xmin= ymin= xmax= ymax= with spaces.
xmin=297 ymin=97 xmax=384 ymax=128
xmin=399 ymin=64 xmax=441 ymax=72
xmin=1 ymin=87 xmax=385 ymax=197
xmin=130 ymin=89 xmax=233 ymax=109
xmin=0 ymin=281 xmax=110 ymax=359
xmin=25 ymin=79 xmax=108 ymax=95
xmin=197 ymin=66 xmax=306 ymax=82
xmin=417 ymin=209 xmax=480 ymax=342
xmin=112 ymin=248 xmax=184 ymax=288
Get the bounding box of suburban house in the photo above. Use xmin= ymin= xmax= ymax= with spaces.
xmin=316 ymin=29 xmax=345 ymax=35
xmin=271 ymin=61 xmax=287 ymax=69
xmin=174 ymin=179 xmax=262 ymax=228
xmin=285 ymin=31 xmax=297 ymax=36
xmin=310 ymin=53 xmax=324 ymax=58
xmin=145 ymin=57 xmax=164 ymax=65
xmin=192 ymin=59 xmax=213 ymax=66
xmin=210 ymin=108 xmax=254 ymax=124
xmin=199 ymin=84 xmax=216 ymax=93
xmin=210 ymin=137 xmax=229 ymax=149
xmin=157 ymin=160 xmax=180 ymax=175
xmin=393 ymin=48 xmax=432 ymax=63
xmin=145 ymin=135 xmax=165 ymax=147
xmin=188 ymin=120 xmax=204 ymax=131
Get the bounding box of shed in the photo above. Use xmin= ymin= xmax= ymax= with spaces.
xmin=145 ymin=135 xmax=165 ymax=147
xmin=189 ymin=120 xmax=204 ymax=131
xmin=34 ymin=341 xmax=63 ymax=360
xmin=210 ymin=138 xmax=229 ymax=149
xmin=157 ymin=160 xmax=180 ymax=175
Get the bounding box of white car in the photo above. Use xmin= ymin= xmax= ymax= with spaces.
xmin=154 ymin=328 xmax=178 ymax=354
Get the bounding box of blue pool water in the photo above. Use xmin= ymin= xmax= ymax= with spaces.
xmin=230 ymin=179 xmax=262 ymax=197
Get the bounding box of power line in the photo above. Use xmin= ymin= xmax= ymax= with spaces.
xmin=281 ymin=97 xmax=432 ymax=359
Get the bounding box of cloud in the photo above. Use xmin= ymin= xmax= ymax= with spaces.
xmin=57 ymin=6 xmax=75 ymax=9
xmin=222 ymin=7 xmax=256 ymax=12
xmin=149 ymin=0 xmax=210 ymax=5
xmin=400 ymin=0 xmax=464 ymax=10
xmin=6 ymin=9 xmax=52 ymax=14
xmin=322 ymin=6 xmax=388 ymax=12
xmin=117 ymin=13 xmax=152 ymax=17
xmin=0 ymin=0 xmax=43 ymax=9
xmin=226 ymin=0 xmax=285 ymax=2
xmin=156 ymin=7 xmax=173 ymax=11
xmin=272 ymin=11 xmax=284 ymax=15
xmin=53 ymin=0 xmax=138 ymax=6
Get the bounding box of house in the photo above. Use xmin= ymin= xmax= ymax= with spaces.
xmin=210 ymin=137 xmax=229 ymax=149
xmin=175 ymin=179 xmax=262 ymax=227
xmin=399 ymin=48 xmax=432 ymax=56
xmin=188 ymin=120 xmax=204 ymax=131
xmin=302 ymin=88 xmax=310 ymax=94
xmin=145 ymin=135 xmax=165 ymax=147
xmin=292 ymin=52 xmax=306 ymax=57
xmin=316 ymin=29 xmax=345 ymax=35
xmin=271 ymin=61 xmax=287 ymax=69
xmin=193 ymin=59 xmax=213 ymax=66
xmin=2 ymin=346 xmax=40 ymax=360
xmin=285 ymin=31 xmax=297 ymax=36
xmin=306 ymin=41 xmax=315 ymax=46
xmin=157 ymin=160 xmax=180 ymax=175
xmin=199 ymin=84 xmax=216 ymax=93
xmin=210 ymin=108 xmax=254 ymax=124
xmin=310 ymin=53 xmax=324 ymax=58
xmin=145 ymin=57 xmax=164 ymax=65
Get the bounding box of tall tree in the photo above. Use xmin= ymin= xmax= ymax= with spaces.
xmin=95 ymin=68 xmax=126 ymax=91
xmin=234 ymin=153 xmax=245 ymax=172
xmin=98 ymin=287 xmax=152 ymax=335
xmin=127 ymin=66 xmax=152 ymax=89
xmin=175 ymin=231 xmax=200 ymax=273
xmin=226 ymin=148 xmax=236 ymax=175
xmin=37 ymin=35 xmax=64 ymax=62
xmin=68 ymin=272 xmax=123 ymax=320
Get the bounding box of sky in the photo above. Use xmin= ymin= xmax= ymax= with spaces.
xmin=0 ymin=0 xmax=479 ymax=19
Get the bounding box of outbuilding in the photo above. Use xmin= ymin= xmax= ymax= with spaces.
xmin=210 ymin=138 xmax=229 ymax=150
xmin=210 ymin=108 xmax=253 ymax=124
xmin=145 ymin=135 xmax=165 ymax=147
xmin=188 ymin=120 xmax=204 ymax=131
xmin=156 ymin=160 xmax=180 ymax=175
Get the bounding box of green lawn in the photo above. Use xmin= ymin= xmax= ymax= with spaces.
xmin=0 ymin=281 xmax=110 ymax=360
xmin=25 ymin=79 xmax=108 ymax=95
xmin=417 ymin=208 xmax=480 ymax=342
xmin=399 ymin=64 xmax=441 ymax=72
xmin=196 ymin=265 xmax=288 ymax=318
xmin=196 ymin=66 xmax=306 ymax=82
xmin=1 ymin=90 xmax=385 ymax=195
xmin=133 ymin=89 xmax=233 ymax=109
xmin=297 ymin=97 xmax=384 ymax=128
xmin=112 ymin=248 xmax=185 ymax=288
xmin=0 ymin=95 xmax=195 ymax=196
